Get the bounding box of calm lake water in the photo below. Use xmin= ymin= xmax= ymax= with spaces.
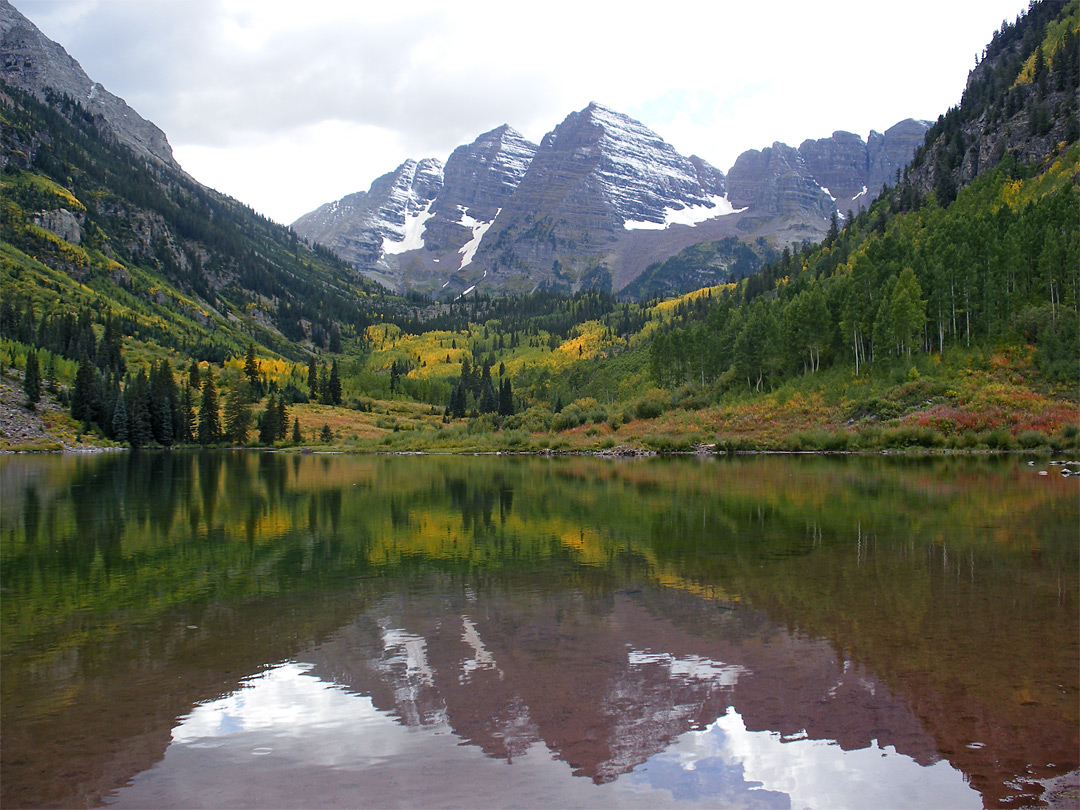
xmin=1 ymin=451 xmax=1076 ymax=809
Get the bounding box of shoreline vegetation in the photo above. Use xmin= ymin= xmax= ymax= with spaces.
xmin=3 ymin=352 xmax=1077 ymax=457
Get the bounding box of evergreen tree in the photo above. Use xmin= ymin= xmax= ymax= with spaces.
xmin=127 ymin=369 xmax=154 ymax=448
xmin=244 ymin=343 xmax=259 ymax=389
xmin=224 ymin=382 xmax=253 ymax=445
xmin=23 ymin=350 xmax=40 ymax=410
xmin=498 ymin=378 xmax=515 ymax=416
xmin=259 ymin=396 xmax=279 ymax=445
xmin=320 ymin=423 xmax=333 ymax=443
xmin=177 ymin=386 xmax=195 ymax=444
xmin=291 ymin=417 xmax=302 ymax=444
xmin=449 ymin=383 xmax=466 ymax=419
xmin=98 ymin=314 xmax=125 ymax=376
xmin=44 ymin=352 xmax=57 ymax=394
xmin=149 ymin=359 xmax=176 ymax=446
xmin=197 ymin=372 xmax=222 ymax=445
xmin=111 ymin=388 xmax=129 ymax=444
xmin=480 ymin=380 xmax=498 ymax=414
xmin=307 ymin=356 xmax=319 ymax=398
xmin=326 ymin=359 xmax=342 ymax=405
xmin=188 ymin=359 xmax=201 ymax=390
xmin=277 ymin=398 xmax=289 ymax=441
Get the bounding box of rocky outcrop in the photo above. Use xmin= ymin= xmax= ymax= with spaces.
xmin=798 ymin=130 xmax=871 ymax=211
xmin=32 ymin=207 xmax=82 ymax=244
xmin=867 ymin=119 xmax=932 ymax=194
xmin=903 ymin=1 xmax=1078 ymax=204
xmin=1 ymin=0 xmax=179 ymax=171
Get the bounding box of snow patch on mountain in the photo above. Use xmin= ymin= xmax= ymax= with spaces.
xmin=382 ymin=200 xmax=435 ymax=255
xmin=457 ymin=207 xmax=499 ymax=270
xmin=624 ymin=195 xmax=745 ymax=231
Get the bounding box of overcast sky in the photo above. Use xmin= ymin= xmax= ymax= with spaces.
xmin=16 ymin=0 xmax=1029 ymax=225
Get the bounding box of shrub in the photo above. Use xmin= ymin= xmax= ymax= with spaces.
xmin=521 ymin=404 xmax=553 ymax=433
xmin=552 ymin=404 xmax=584 ymax=432
xmin=1017 ymin=430 xmax=1049 ymax=449
xmin=634 ymin=389 xmax=669 ymax=420
xmin=466 ymin=413 xmax=499 ymax=435
xmin=789 ymin=429 xmax=852 ymax=452
xmin=980 ymin=428 xmax=1015 ymax=450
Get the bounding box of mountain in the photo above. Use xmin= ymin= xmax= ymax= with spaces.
xmin=293 ymin=125 xmax=538 ymax=295
xmin=291 ymin=157 xmax=446 ymax=288
xmin=449 ymin=103 xmax=737 ymax=296
xmin=295 ymin=104 xmax=928 ymax=299
xmin=0 ymin=0 xmax=177 ymax=171
xmin=0 ymin=0 xmax=395 ymax=366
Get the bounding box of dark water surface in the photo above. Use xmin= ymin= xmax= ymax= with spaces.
xmin=1 ymin=451 xmax=1076 ymax=809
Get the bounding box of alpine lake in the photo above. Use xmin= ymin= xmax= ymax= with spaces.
xmin=1 ymin=451 xmax=1076 ymax=810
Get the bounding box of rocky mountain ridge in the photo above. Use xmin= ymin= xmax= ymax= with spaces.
xmin=902 ymin=0 xmax=1078 ymax=205
xmin=294 ymin=103 xmax=928 ymax=298
xmin=0 ymin=0 xmax=179 ymax=172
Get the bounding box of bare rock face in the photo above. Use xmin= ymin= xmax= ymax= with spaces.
xmin=867 ymin=119 xmax=932 ymax=194
xmin=729 ymin=143 xmax=815 ymax=218
xmin=33 ymin=208 xmax=82 ymax=243
xmin=798 ymin=130 xmax=870 ymax=210
xmin=1 ymin=0 xmax=179 ymax=171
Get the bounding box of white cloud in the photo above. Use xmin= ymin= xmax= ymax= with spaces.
xmin=14 ymin=0 xmax=1030 ymax=224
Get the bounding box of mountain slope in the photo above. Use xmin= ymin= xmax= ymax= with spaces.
xmin=0 ymin=4 xmax=401 ymax=364
xmin=904 ymin=0 xmax=1079 ymax=204
xmin=1 ymin=0 xmax=177 ymax=171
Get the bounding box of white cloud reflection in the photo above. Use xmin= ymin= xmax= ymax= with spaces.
xmin=156 ymin=661 xmax=983 ymax=810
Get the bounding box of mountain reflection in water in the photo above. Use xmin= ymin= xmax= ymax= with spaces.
xmin=1 ymin=452 xmax=1075 ymax=809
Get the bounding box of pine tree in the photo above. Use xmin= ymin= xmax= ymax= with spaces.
xmin=111 ymin=390 xmax=129 ymax=444
xmin=259 ymin=396 xmax=279 ymax=445
xmin=499 ymin=378 xmax=515 ymax=416
xmin=277 ymin=398 xmax=289 ymax=441
xmin=149 ymin=359 xmax=176 ymax=446
xmin=44 ymin=352 xmax=57 ymax=394
xmin=23 ymin=350 xmax=40 ymax=410
xmin=197 ymin=371 xmax=222 ymax=445
xmin=188 ymin=359 xmax=201 ymax=390
xmin=307 ymin=356 xmax=319 ymax=398
xmin=480 ymin=380 xmax=498 ymax=414
xmin=223 ymin=382 xmax=253 ymax=445
xmin=291 ymin=418 xmax=302 ymax=444
xmin=127 ymin=369 xmax=154 ymax=448
xmin=177 ymin=385 xmax=195 ymax=444
xmin=320 ymin=423 xmax=333 ymax=443
xmin=326 ymin=359 xmax=342 ymax=405
xmin=449 ymin=382 xmax=466 ymax=419
xmin=244 ymin=343 xmax=259 ymax=388
xmin=70 ymin=357 xmax=98 ymax=424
